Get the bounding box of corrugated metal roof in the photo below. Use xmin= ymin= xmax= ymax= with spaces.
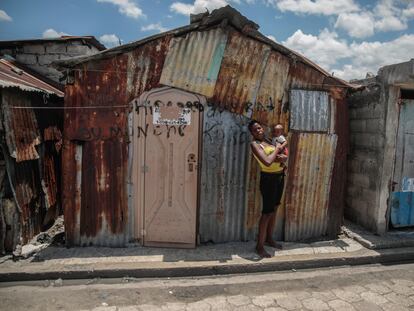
xmin=199 ymin=107 xmax=251 ymax=242
xmin=290 ymin=90 xmax=330 ymax=132
xmin=160 ymin=28 xmax=227 ymax=98
xmin=1 ymin=89 xmax=41 ymax=162
xmin=0 ymin=59 xmax=64 ymax=96
xmin=55 ymin=6 xmax=355 ymax=89
xmin=285 ymin=133 xmax=337 ymax=241
xmin=212 ymin=30 xmax=271 ymax=116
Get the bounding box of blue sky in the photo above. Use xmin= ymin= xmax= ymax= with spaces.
xmin=0 ymin=0 xmax=413 ymax=80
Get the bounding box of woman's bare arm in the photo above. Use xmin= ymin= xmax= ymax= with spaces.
xmin=250 ymin=142 xmax=280 ymax=166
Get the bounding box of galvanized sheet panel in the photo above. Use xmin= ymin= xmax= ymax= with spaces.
xmin=160 ymin=28 xmax=227 ymax=98
xmin=199 ymin=106 xmax=252 ymax=243
xmin=290 ymin=90 xmax=329 ymax=132
xmin=285 ymin=133 xmax=337 ymax=241
xmin=252 ymin=51 xmax=290 ymax=127
xmin=212 ymin=30 xmax=271 ymax=116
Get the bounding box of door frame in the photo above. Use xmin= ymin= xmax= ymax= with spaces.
xmin=131 ymin=86 xmax=205 ymax=246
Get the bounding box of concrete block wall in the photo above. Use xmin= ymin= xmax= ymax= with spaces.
xmin=345 ymin=82 xmax=385 ymax=231
xmin=0 ymin=40 xmax=101 ymax=83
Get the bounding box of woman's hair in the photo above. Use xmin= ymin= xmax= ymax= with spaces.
xmin=248 ymin=119 xmax=260 ymax=132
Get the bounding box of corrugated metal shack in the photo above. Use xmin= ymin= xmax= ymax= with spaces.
xmin=57 ymin=6 xmax=354 ymax=247
xmin=0 ymin=58 xmax=64 ymax=254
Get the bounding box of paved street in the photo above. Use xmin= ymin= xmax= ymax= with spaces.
xmin=2 ymin=263 xmax=414 ymax=310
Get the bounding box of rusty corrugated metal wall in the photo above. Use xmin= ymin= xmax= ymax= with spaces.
xmin=285 ymin=133 xmax=337 ymax=241
xmin=63 ymin=24 xmax=349 ymax=245
xmin=0 ymin=88 xmax=63 ymax=253
xmin=63 ymin=37 xmax=172 ymax=246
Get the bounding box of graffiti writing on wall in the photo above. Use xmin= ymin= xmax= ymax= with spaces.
xmin=74 ymin=97 xmax=278 ymax=141
xmin=134 ymin=97 xmax=278 ymax=118
xmin=76 ymin=124 xmax=186 ymax=141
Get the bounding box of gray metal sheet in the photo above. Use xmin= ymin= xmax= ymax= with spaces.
xmin=160 ymin=28 xmax=227 ymax=98
xmin=290 ymin=90 xmax=329 ymax=132
xmin=199 ymin=106 xmax=252 ymax=243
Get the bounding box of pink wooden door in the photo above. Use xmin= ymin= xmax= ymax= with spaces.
xmin=136 ymin=87 xmax=203 ymax=248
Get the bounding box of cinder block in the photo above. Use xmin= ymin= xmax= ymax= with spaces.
xmin=346 ymin=185 xmax=362 ymax=198
xmin=362 ymin=188 xmax=378 ymax=202
xmin=66 ymin=45 xmax=91 ymax=55
xmin=370 ymin=134 xmax=385 ymax=149
xmin=350 ymin=173 xmax=370 ymax=188
xmin=16 ymin=54 xmax=37 ymax=65
xmin=353 ymin=133 xmax=372 ymax=148
xmin=45 ymin=43 xmax=67 ymax=54
xmin=23 ymin=44 xmax=45 ymax=54
xmin=366 ymin=118 xmax=385 ymax=133
xmin=0 ymin=48 xmax=13 ymax=56
xmin=38 ymin=54 xmax=60 ymax=65
xmin=350 ymin=119 xmax=366 ymax=132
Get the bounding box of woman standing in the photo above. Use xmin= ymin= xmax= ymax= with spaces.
xmin=248 ymin=120 xmax=287 ymax=258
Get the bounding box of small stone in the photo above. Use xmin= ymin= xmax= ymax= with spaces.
xmin=360 ymin=291 xmax=388 ymax=305
xmin=302 ymin=297 xmax=330 ymax=310
xmin=384 ymin=293 xmax=414 ymax=307
xmin=54 ymin=278 xmax=63 ymax=287
xmin=365 ymin=283 xmax=391 ymax=295
xmin=252 ymin=295 xmax=275 ymax=308
xmin=276 ymin=297 xmax=302 ymax=310
xmin=328 ymin=299 xmax=355 ymax=311
xmin=236 ymin=304 xmax=261 ymax=311
xmin=332 ymin=288 xmax=361 ymax=302
xmin=227 ymin=295 xmax=251 ymax=306
xmin=186 ymin=301 xmax=210 ymax=311
xmin=353 ymin=300 xmax=382 ymax=311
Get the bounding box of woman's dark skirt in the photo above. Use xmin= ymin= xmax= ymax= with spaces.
xmin=260 ymin=172 xmax=285 ymax=214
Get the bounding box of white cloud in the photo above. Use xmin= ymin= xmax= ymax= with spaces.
xmin=283 ymin=28 xmax=351 ymax=69
xmin=141 ymin=23 xmax=168 ymax=33
xmin=271 ymin=0 xmax=359 ymax=16
xmin=335 ymin=12 xmax=375 ymax=38
xmin=283 ymin=28 xmax=414 ymax=80
xmin=99 ymin=34 xmax=121 ymax=47
xmin=373 ymin=0 xmax=407 ymax=32
xmin=97 ymin=0 xmax=145 ymax=19
xmin=266 ymin=35 xmax=277 ymax=42
xmin=402 ymin=3 xmax=414 ymax=19
xmin=42 ymin=28 xmax=69 ymax=38
xmin=170 ymin=0 xmax=229 ymax=15
xmin=335 ymin=0 xmax=414 ymax=37
xmin=0 ymin=9 xmax=12 ymax=22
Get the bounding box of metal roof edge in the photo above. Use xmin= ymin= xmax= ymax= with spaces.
xmin=0 ymin=58 xmax=64 ymax=97
xmin=0 ymin=36 xmax=106 ymax=51
xmin=52 ymin=6 xmax=359 ymax=89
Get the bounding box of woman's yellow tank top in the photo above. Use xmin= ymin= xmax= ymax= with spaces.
xmin=253 ymin=142 xmax=284 ymax=173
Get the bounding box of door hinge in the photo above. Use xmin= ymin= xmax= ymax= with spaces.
xmin=141 ymin=165 xmax=149 ymax=173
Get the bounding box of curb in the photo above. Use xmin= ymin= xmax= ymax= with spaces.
xmin=2 ymin=247 xmax=414 ymax=282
